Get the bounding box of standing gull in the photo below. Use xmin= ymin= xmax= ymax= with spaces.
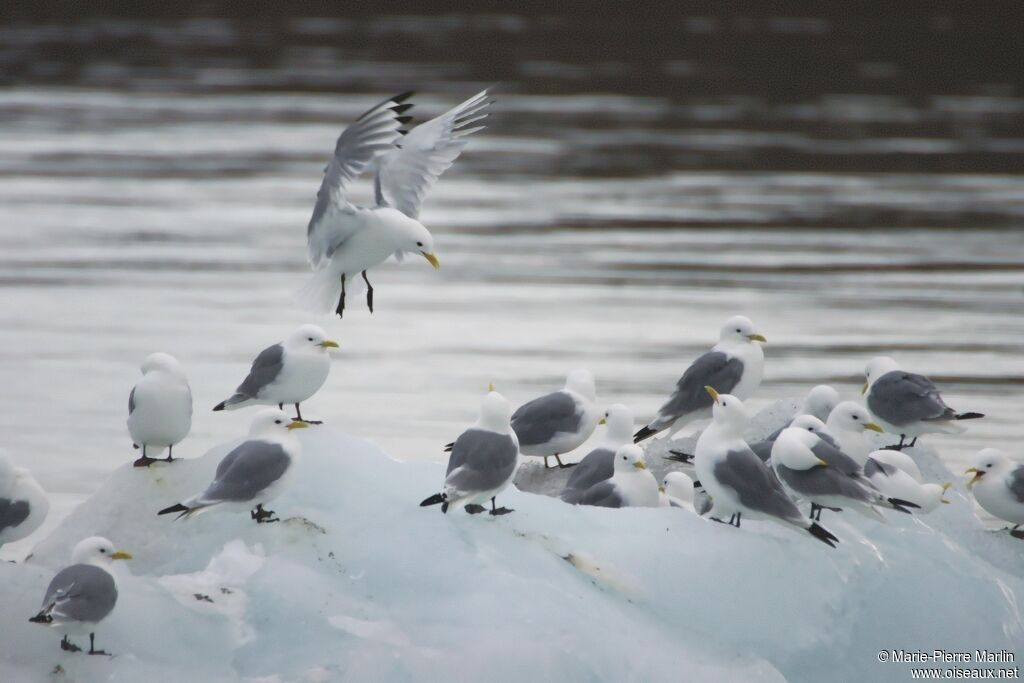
xmin=694 ymin=387 xmax=838 ymax=547
xmin=561 ymin=404 xmax=634 ymax=503
xmin=966 ymin=448 xmax=1024 ymax=537
xmin=300 ymin=90 xmax=491 ymax=317
xmin=635 ymin=316 xmax=766 ymax=444
xmin=771 ymin=421 xmax=918 ymax=521
xmin=575 ymin=445 xmax=660 ymax=509
xmin=29 ymin=536 xmax=132 ymax=655
xmin=863 ymin=356 xmax=984 ymax=450
xmin=159 ymin=409 xmax=308 ymax=523
xmin=127 ymin=352 xmax=193 ymax=467
xmin=510 ymin=369 xmax=600 ymax=469
xmin=823 ymin=401 xmax=885 ymax=466
xmin=213 ymin=324 xmax=338 ymax=422
xmin=0 ymin=451 xmax=49 ymax=549
xmin=421 ymin=387 xmax=519 ymax=515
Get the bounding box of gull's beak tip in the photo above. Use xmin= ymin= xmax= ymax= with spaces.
xmin=422 ymin=252 xmax=441 ymax=270
xmin=111 ymin=551 xmax=132 ymax=561
xmin=747 ymin=334 xmax=767 ymax=343
xmin=704 ymin=386 xmax=719 ymax=401
xmin=864 ymin=422 xmax=884 ymax=433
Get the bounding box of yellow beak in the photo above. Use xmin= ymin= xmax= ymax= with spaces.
xmin=965 ymin=467 xmax=983 ymax=486
xmin=598 ymin=417 xmax=607 ymax=425
xmin=422 ymin=252 xmax=441 ymax=270
xmin=862 ymin=382 xmax=868 ymax=395
xmin=287 ymin=420 xmax=310 ymax=430
xmin=319 ymin=340 xmax=339 ymax=349
xmin=863 ymin=422 xmax=884 ymax=433
xmin=816 ymin=458 xmax=828 ymax=467
xmin=633 ymin=461 xmax=647 ymax=470
xmin=941 ymin=482 xmax=952 ymax=503
xmin=110 ymin=551 xmax=132 ymax=561
xmin=704 ymin=386 xmax=720 ymax=402
xmin=658 ymin=486 xmax=666 ymax=493
xmin=488 ymin=383 xmax=496 ymax=392
xmin=747 ymin=334 xmax=767 ymax=343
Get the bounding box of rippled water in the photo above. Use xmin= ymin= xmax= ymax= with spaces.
xmin=1 ymin=10 xmax=1022 ymax=556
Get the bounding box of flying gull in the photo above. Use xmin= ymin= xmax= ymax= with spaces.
xmin=300 ymin=90 xmax=491 ymax=317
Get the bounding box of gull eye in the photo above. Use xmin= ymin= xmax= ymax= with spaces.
xmin=416 ymin=241 xmax=424 ymax=247
xmin=100 ymin=548 xmax=106 ymax=553
xmin=735 ymin=328 xmax=741 ymax=333
xmin=852 ymin=415 xmax=859 ymax=420
xmin=308 ymin=337 xmax=314 ymax=341
xmin=275 ymin=420 xmax=282 ymax=425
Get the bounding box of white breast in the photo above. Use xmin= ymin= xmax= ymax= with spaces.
xmin=269 ymin=352 xmax=331 ymax=405
xmin=127 ymin=372 xmax=192 ymax=451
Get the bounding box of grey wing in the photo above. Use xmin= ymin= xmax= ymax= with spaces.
xmin=864 ymin=458 xmax=898 ymax=478
xmin=868 ymin=371 xmax=954 ymax=426
xmin=656 ymin=352 xmax=743 ymax=424
xmin=307 ymin=93 xmax=411 ymax=265
xmin=562 ymin=448 xmax=616 ymax=498
xmin=778 ymin=463 xmax=876 ymax=503
xmin=0 ymin=497 xmax=30 ymax=533
xmin=577 ymin=480 xmax=625 ymax=508
xmin=511 ymin=392 xmax=581 ymax=448
xmin=375 ymin=90 xmax=491 ymax=218
xmin=1007 ymin=465 xmax=1024 ymax=505
xmin=809 ymin=439 xmax=863 ymax=477
xmin=41 ymin=564 xmax=117 ymax=624
xmin=714 ymin=448 xmax=804 ymax=523
xmin=201 ymin=440 xmax=292 ymax=503
xmin=748 ymin=439 xmax=774 ymax=463
xmin=128 ymin=387 xmax=136 ymax=415
xmin=235 ymin=344 xmax=285 ymax=400
xmin=445 ymin=430 xmax=517 ymax=494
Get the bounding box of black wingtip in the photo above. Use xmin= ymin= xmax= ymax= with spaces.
xmin=158 ymin=503 xmax=189 ymax=517
xmin=633 ymin=426 xmax=658 ymax=444
xmin=665 ymin=450 xmax=694 ymax=464
xmin=956 ymin=412 xmax=985 ymax=420
xmin=392 ymin=91 xmax=415 ymax=104
xmin=888 ymin=497 xmax=920 ymax=514
xmin=28 ymin=613 xmax=52 ymax=624
xmin=395 ymin=115 xmax=413 ymax=125
xmin=443 ymin=442 xmax=454 ymax=452
xmin=391 ymin=102 xmax=414 ymax=114
xmin=420 ymin=493 xmax=445 ymax=507
xmin=212 ymin=402 xmax=226 ymax=412
xmin=441 ymin=501 xmax=449 ymax=514
xmin=808 ymin=522 xmax=839 ymax=548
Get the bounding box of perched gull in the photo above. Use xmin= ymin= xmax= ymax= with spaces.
xmin=213 ymin=324 xmax=338 ymax=422
xmin=127 ymin=352 xmax=193 ymax=467
xmin=159 ymin=409 xmax=308 ymax=523
xmin=772 ymin=421 xmax=918 ymax=521
xmin=864 ymin=452 xmax=950 ymax=514
xmin=864 ymin=356 xmax=984 ymax=449
xmin=29 ymin=536 xmax=132 ymax=655
xmin=634 ymin=316 xmax=766 ymax=444
xmin=694 ymin=387 xmax=838 ymax=547
xmin=300 ymin=90 xmax=491 ymax=317
xmin=510 ymin=369 xmax=600 ymax=469
xmin=823 ymin=401 xmax=885 ymax=466
xmin=421 ymin=387 xmax=519 ymax=516
xmin=561 ymin=404 xmax=634 ymax=503
xmin=966 ymin=448 xmax=1024 ymax=537
xmin=660 ymin=471 xmax=697 ymax=512
xmin=575 ymin=445 xmax=659 ymax=508
xmin=0 ymin=451 xmax=49 ymax=549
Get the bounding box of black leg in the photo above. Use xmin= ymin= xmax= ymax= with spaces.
xmin=734 ymin=512 xmax=742 ymax=528
xmin=251 ymin=504 xmax=279 ymax=524
xmin=555 ymin=454 xmax=576 ymax=469
xmin=907 ymin=437 xmax=917 ymax=448
xmin=60 ymin=635 xmax=81 ymax=653
xmin=465 ymin=504 xmax=486 ymax=515
xmin=164 ymin=445 xmax=174 ymax=463
xmin=362 ymin=270 xmax=373 ymax=313
xmin=489 ymin=496 xmax=514 ymax=516
xmin=336 ymin=274 xmax=346 ymax=318
xmin=810 ymin=503 xmax=820 ymax=521
xmin=133 ymin=444 xmax=157 ymax=468
xmin=543 ymin=456 xmax=553 ymax=469
xmin=87 ymin=633 xmax=110 ymax=656
xmin=295 ymin=403 xmax=322 ymax=425
xmin=278 ymin=403 xmax=283 ymax=410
